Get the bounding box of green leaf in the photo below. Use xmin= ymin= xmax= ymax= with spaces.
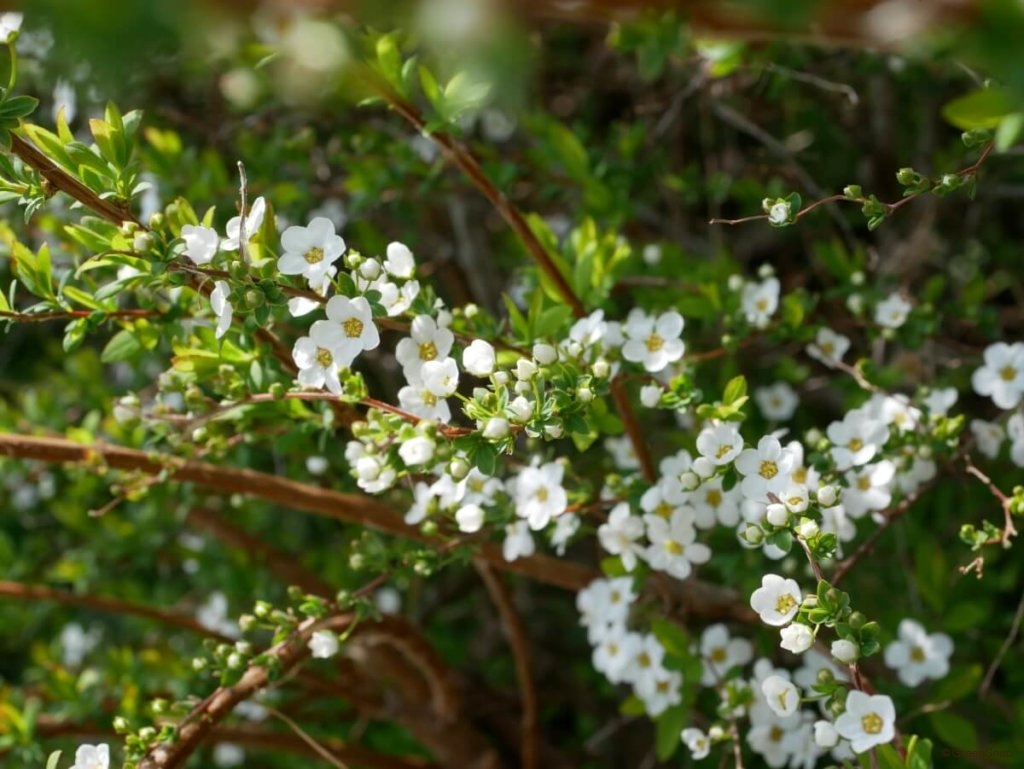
xmin=0 ymin=94 xmax=38 ymax=120
xmin=723 ymin=374 xmax=747 ymax=406
xmin=45 ymin=750 xmax=63 ymax=769
xmin=942 ymin=88 xmax=1018 ymax=130
xmin=874 ymin=744 xmax=904 ymax=769
xmin=905 ymin=735 xmax=934 ymax=769
xmin=995 ymin=112 xmax=1024 ymax=151
xmin=650 ymin=617 xmax=691 ymax=658
xmin=100 ymin=328 xmax=142 ymax=363
xmin=928 ymin=711 xmax=978 ymax=750
xmin=618 ymin=694 xmax=646 ymax=716
xmin=419 ymin=65 xmax=441 ymax=108
xmin=375 ymin=34 xmax=402 ymax=86
xmin=655 ymin=704 xmax=687 ymax=761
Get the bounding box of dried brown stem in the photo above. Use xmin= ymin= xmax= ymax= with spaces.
xmin=474 ymin=561 xmax=538 ymax=769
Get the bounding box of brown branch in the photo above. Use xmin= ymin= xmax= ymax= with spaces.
xmin=474 ymin=561 xmax=538 ymax=769
xmin=0 ymin=308 xmax=155 ymax=322
xmin=9 ymin=133 xmax=141 ymax=226
xmin=0 ymin=580 xmax=235 ymax=642
xmin=0 ymin=431 xmax=749 ymax=620
xmin=137 ymin=613 xmax=354 ymax=769
xmin=964 ymin=455 xmax=1018 ymax=545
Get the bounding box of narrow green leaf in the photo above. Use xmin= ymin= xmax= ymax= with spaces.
xmin=723 ymin=374 xmax=747 ymax=406
xmin=100 ymin=328 xmax=142 ymax=363
xmin=0 ymin=94 xmax=38 ymax=120
xmin=942 ymin=88 xmax=1018 ymax=130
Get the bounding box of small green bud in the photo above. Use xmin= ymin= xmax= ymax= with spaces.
xmin=228 ymin=261 xmax=248 ymax=280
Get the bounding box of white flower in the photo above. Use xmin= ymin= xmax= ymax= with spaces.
xmin=288 ymin=296 xmax=321 ymax=317
xmin=780 ymin=623 xmax=814 ymax=654
xmin=754 ymin=382 xmax=799 ymax=421
xmin=376 ymin=278 xmax=419 ymax=316
xmin=834 ymin=690 xmax=895 ymax=753
xmin=643 ymin=509 xmax=711 ymax=580
xmin=768 ymin=201 xmax=790 ymax=225
xmin=699 ymin=623 xmax=753 ymax=685
xmin=923 ymin=387 xmax=958 ymax=417
xmin=635 ymin=667 xmax=682 ymax=716
xmin=875 ymin=292 xmax=912 ymax=329
xmin=398 ymin=435 xmax=435 ymax=466
xmin=455 ymin=503 xmax=485 ymax=533
xmin=640 ymin=383 xmax=662 ymax=408
xmin=0 ymin=13 xmax=22 ymax=43
xmin=421 ymin=356 xmax=459 ymax=397
xmin=842 ymin=460 xmax=895 ymax=518
xmin=681 ymin=727 xmax=711 ymax=759
xmin=502 ymin=520 xmax=535 ymax=561
xmin=60 ymin=623 xmax=100 ymax=667
xmin=384 ymin=241 xmax=416 ymax=278
xmin=210 ymin=280 xmax=233 ymax=339
xmin=550 ymin=512 xmax=580 ymax=554
xmin=308 ymin=630 xmax=340 ymax=659
xmin=292 ymin=321 xmax=347 ymax=394
xmin=827 ymin=411 xmax=889 ymax=470
xmin=621 ymin=309 xmax=685 ymax=372
xmin=883 ymin=619 xmax=953 ymax=686
xmin=512 ymin=461 xmax=567 ymax=530
xmin=398 ymin=383 xmax=451 ymax=423
xmin=970 ymin=418 xmax=1005 ymax=459
xmin=533 ymin=342 xmax=558 ymax=365
xmin=813 ymin=720 xmax=840 ymax=749
xmin=762 ymin=675 xmax=801 ymax=718
xmin=750 ymin=574 xmax=802 ymax=626
xmin=180 ymin=224 xmax=218 ymax=266
xmin=396 ymin=315 xmax=455 ymax=382
xmin=734 ymin=436 xmax=797 ymax=501
xmin=463 ymin=339 xmax=496 ymax=376
xmin=597 ymin=502 xmax=645 ymax=571
xmin=213 ymin=744 xmax=245 ymax=767
xmin=971 ymin=342 xmax=1024 ymax=410
xmin=222 ymin=196 xmax=266 ymax=250
xmin=741 ymin=277 xmax=780 ymax=328
xmin=806 ymin=327 xmax=851 ymax=368
xmin=71 ymin=744 xmax=110 ymax=769
xmin=592 ymin=626 xmax=639 ymax=683
xmin=323 ymin=295 xmax=380 ymax=367
xmin=696 ymin=422 xmax=743 ymax=466
xmin=831 ymin=639 xmax=859 ymax=664
xmin=278 ymin=217 xmax=345 ymax=288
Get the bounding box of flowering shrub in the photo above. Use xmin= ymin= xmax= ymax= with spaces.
xmin=1 ymin=4 xmax=1023 ymax=769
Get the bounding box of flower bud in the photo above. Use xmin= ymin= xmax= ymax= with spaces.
xmin=482 ymin=417 xmax=510 ymax=440
xmin=740 ymin=523 xmax=764 ymax=546
xmin=816 ymin=485 xmax=839 ymax=507
xmin=448 ymin=456 xmax=471 ymax=480
xmin=679 ymin=471 xmax=701 ymax=491
xmin=766 ymin=503 xmax=789 ymax=527
xmin=492 ymin=370 xmax=509 ymax=386
xmin=532 ymin=343 xmax=558 ymax=365
xmin=692 ymin=457 xmax=715 ymax=478
xmin=640 ymin=384 xmax=661 ymax=408
xmin=577 ymin=387 xmax=594 ymax=403
xmin=831 ymin=639 xmax=859 ymax=664
xmin=591 ymin=358 xmax=610 ymax=379
xmin=515 ymin=358 xmax=538 ymax=380
xmin=796 ymin=518 xmax=819 ymax=539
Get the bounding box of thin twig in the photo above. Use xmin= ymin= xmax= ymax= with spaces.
xmin=964 ymin=455 xmax=1018 ymax=544
xmin=475 ymin=560 xmax=538 ymax=769
xmin=980 ymin=584 xmax=1024 ymax=697
xmin=265 ymin=706 xmax=351 ymax=769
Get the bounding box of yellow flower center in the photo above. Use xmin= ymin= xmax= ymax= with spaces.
xmin=910 ymin=645 xmax=926 ymax=662
xmin=848 ymin=437 xmax=864 ymax=452
xmin=536 ymin=487 xmax=549 ymax=503
xmin=609 ymin=589 xmax=621 ymax=604
xmin=645 ymin=333 xmax=664 ymax=352
xmin=638 ymin=651 xmax=652 ymax=668
xmin=716 ymin=443 xmax=733 ymax=459
xmin=342 ymin=318 xmax=364 ymax=338
xmin=656 ymin=678 xmax=670 ymax=693
xmin=769 ymin=726 xmax=784 ymax=742
xmin=665 ymin=540 xmax=684 ymax=556
xmin=759 ymin=460 xmax=779 ymax=479
xmin=861 ymin=712 xmax=883 ymax=735
xmin=1000 ymin=365 xmax=1017 ymax=382
xmin=756 ymin=298 xmax=769 ymax=312
xmin=422 ymin=391 xmax=438 ymax=406
xmin=774 ymin=594 xmax=797 ymax=615
xmin=792 ymin=467 xmax=808 ymax=484
xmin=706 ymin=489 xmax=723 ymax=508
xmin=315 ymin=347 xmax=333 ymax=368
xmin=821 ymin=342 xmax=834 ymax=355
xmin=304 ymin=246 xmax=324 ymax=264
xmin=419 ymin=341 xmax=438 ymax=361
xmin=857 ymin=475 xmax=871 ymax=491
xmin=655 ymin=502 xmax=673 ymax=518
xmin=711 ymin=647 xmax=727 ymax=663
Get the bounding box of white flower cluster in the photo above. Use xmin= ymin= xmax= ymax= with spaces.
xmin=576 ymin=577 xmax=683 ymax=716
